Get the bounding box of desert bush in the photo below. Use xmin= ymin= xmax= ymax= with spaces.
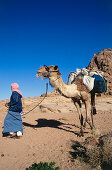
xmin=26 ymin=161 xmax=59 ymax=170
xmin=71 ymin=132 xmax=112 ymax=169
xmin=85 ymin=145 xmax=102 ymax=167
xmin=99 ymin=133 xmax=112 ymax=164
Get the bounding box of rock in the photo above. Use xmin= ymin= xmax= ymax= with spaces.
xmin=87 ymin=48 xmax=112 ymax=95
xmin=39 ymin=104 xmax=57 ymax=113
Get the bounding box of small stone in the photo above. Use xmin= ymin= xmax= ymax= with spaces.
xmin=1 ymin=154 xmax=4 ymax=157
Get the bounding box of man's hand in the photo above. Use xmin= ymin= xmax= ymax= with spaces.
xmin=5 ymin=103 xmax=9 ymax=107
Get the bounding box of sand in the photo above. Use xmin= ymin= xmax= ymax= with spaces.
xmin=0 ymin=95 xmax=112 ymax=170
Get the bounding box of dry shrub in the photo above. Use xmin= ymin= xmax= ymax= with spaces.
xmin=86 ymin=145 xmax=102 ymax=167
xmin=99 ymin=132 xmax=112 ymax=166
xmin=71 ymin=131 xmax=112 ymax=169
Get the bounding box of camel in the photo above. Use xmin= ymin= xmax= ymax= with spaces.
xmin=37 ymin=65 xmax=94 ymax=136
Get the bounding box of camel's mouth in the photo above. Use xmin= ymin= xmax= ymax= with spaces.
xmin=36 ymin=72 xmax=48 ymax=79
xmin=36 ymin=73 xmax=43 ymax=80
xmin=36 ymin=72 xmax=43 ymax=78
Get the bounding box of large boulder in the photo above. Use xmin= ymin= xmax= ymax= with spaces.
xmin=87 ymin=48 xmax=112 ymax=95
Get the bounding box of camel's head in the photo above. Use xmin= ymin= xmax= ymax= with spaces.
xmin=37 ymin=65 xmax=60 ymax=79
xmin=37 ymin=65 xmax=49 ymax=79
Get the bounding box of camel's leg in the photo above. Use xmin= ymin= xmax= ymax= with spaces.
xmin=90 ymin=92 xmax=96 ymax=128
xmin=91 ymin=92 xmax=97 ymax=115
xmin=83 ymin=100 xmax=93 ymax=129
xmin=83 ymin=100 xmax=88 ymax=127
xmin=73 ymin=101 xmax=84 ymax=137
xmin=79 ymin=91 xmax=92 ymax=129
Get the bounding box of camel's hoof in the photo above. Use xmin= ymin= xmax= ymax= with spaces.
xmin=83 ymin=122 xmax=86 ymax=129
xmin=78 ymin=130 xmax=84 ymax=137
xmin=86 ymin=119 xmax=93 ymax=129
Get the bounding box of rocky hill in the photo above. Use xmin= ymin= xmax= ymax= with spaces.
xmin=87 ymin=48 xmax=112 ymax=95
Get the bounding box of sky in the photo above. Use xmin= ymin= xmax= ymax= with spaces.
xmin=0 ymin=0 xmax=112 ymax=100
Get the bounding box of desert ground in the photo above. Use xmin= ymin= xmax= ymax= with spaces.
xmin=0 ymin=94 xmax=112 ymax=170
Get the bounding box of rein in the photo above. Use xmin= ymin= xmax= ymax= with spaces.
xmin=22 ymin=82 xmax=48 ymax=116
xmin=48 ymin=70 xmax=59 ymax=73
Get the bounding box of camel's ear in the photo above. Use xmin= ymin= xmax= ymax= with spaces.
xmin=44 ymin=65 xmax=49 ymax=71
xmin=44 ymin=64 xmax=47 ymax=67
xmin=54 ymin=66 xmax=58 ymax=70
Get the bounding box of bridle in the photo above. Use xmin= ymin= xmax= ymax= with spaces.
xmin=44 ymin=65 xmax=59 ymax=72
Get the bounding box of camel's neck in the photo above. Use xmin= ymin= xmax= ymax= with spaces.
xmin=49 ymin=73 xmax=65 ymax=90
xmin=48 ymin=73 xmax=78 ymax=97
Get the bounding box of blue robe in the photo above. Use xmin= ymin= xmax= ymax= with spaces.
xmin=3 ymin=91 xmax=23 ymax=134
xmin=3 ymin=111 xmax=23 ymax=134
